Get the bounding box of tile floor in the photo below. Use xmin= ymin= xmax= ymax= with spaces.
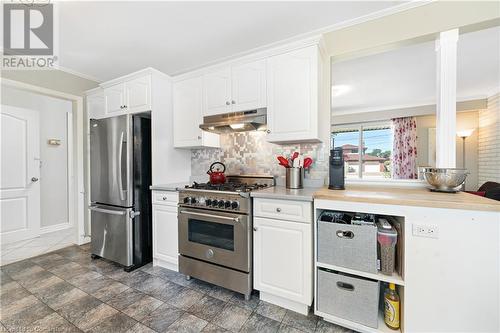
xmin=1 ymin=227 xmax=76 ymax=266
xmin=0 ymin=244 xmax=354 ymax=333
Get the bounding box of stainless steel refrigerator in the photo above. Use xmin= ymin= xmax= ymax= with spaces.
xmin=89 ymin=113 xmax=152 ymax=271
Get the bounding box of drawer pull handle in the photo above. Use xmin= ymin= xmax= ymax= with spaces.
xmin=336 ymin=230 xmax=354 ymax=239
xmin=336 ymin=281 xmax=355 ymax=291
xmin=276 ymin=208 xmax=281 ymax=212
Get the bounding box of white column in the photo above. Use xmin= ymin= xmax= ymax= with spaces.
xmin=435 ymin=29 xmax=459 ymax=168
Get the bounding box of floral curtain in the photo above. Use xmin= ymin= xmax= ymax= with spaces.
xmin=392 ymin=117 xmax=418 ymax=179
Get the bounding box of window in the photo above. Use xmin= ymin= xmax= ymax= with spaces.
xmin=332 ymin=122 xmax=392 ymax=179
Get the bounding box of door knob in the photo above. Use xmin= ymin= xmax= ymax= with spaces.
xmin=31 ymin=177 xmax=39 ymax=182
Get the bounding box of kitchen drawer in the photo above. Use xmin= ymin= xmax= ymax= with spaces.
xmin=152 ymin=191 xmax=178 ymax=206
xmin=317 ymin=268 xmax=379 ymax=328
xmin=317 ymin=220 xmax=377 ymax=274
xmin=254 ymin=198 xmax=312 ymax=223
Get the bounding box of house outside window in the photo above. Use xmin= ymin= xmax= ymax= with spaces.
xmin=332 ymin=122 xmax=392 ymax=179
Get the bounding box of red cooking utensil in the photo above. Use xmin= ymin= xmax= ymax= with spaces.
xmin=277 ymin=156 xmax=290 ymax=168
xmin=291 ymin=152 xmax=299 ymax=161
xmin=303 ymin=157 xmax=313 ymax=169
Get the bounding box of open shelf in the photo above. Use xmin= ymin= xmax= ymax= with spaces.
xmin=316 ymin=309 xmax=401 ymax=333
xmin=316 ymin=261 xmax=405 ymax=286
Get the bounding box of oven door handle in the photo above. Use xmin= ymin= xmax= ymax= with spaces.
xmin=179 ymin=210 xmax=240 ymax=223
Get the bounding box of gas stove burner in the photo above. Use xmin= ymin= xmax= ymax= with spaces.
xmin=185 ymin=181 xmax=269 ymax=193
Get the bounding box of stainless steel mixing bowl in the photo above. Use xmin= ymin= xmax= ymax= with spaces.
xmin=420 ymin=167 xmax=469 ymax=193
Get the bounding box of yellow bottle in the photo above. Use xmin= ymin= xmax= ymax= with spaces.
xmin=384 ymin=283 xmax=400 ymax=330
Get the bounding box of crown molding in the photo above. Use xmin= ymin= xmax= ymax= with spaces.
xmin=54 ymin=65 xmax=103 ymax=83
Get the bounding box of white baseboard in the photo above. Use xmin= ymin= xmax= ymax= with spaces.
xmin=77 ymin=236 xmax=91 ymax=246
xmin=153 ymin=258 xmax=178 ymax=272
xmin=259 ymin=291 xmax=310 ymax=315
xmin=40 ymin=222 xmax=72 ymax=234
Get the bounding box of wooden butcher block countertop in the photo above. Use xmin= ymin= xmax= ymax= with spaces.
xmin=313 ymin=185 xmax=500 ymax=212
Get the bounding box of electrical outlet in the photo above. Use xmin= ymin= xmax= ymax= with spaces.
xmin=413 ymin=224 xmax=439 ymax=238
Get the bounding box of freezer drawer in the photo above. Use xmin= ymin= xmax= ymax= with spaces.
xmin=317 ymin=220 xmax=377 ymax=273
xmin=90 ymin=205 xmax=133 ymax=267
xmin=317 ymin=268 xmax=380 ymax=328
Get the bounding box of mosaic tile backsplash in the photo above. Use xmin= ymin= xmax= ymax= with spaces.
xmin=191 ymin=131 xmax=329 ymax=184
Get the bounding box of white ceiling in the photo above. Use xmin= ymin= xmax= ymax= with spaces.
xmin=58 ymin=1 xmax=404 ymax=81
xmin=331 ymin=26 xmax=500 ymax=114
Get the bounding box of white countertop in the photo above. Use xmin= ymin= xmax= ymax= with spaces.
xmin=150 ymin=182 xmax=190 ymax=191
xmin=250 ymin=186 xmax=321 ymax=202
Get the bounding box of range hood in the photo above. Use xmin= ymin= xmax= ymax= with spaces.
xmin=199 ymin=108 xmax=267 ymax=134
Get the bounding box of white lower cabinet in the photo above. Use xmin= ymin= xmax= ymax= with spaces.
xmin=253 ymin=198 xmax=313 ymax=315
xmin=152 ymin=191 xmax=179 ymax=271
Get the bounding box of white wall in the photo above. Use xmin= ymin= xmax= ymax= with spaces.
xmin=416 ymin=111 xmax=479 ymax=191
xmin=1 ymin=85 xmax=71 ymax=228
xmin=478 ymin=93 xmax=500 ymax=186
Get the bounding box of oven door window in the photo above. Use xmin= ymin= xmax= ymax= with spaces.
xmin=188 ymin=219 xmax=234 ymax=251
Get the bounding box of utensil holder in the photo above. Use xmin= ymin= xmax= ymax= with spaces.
xmin=286 ymin=167 xmax=304 ymax=189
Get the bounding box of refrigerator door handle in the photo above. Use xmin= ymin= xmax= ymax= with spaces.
xmin=89 ymin=206 xmax=127 ymax=216
xmin=130 ymin=211 xmax=140 ymax=219
xmin=117 ymin=131 xmax=126 ymax=201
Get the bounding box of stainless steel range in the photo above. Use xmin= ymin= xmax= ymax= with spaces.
xmin=178 ymin=175 xmax=274 ymax=300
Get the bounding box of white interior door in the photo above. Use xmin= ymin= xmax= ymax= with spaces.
xmin=1 ymin=105 xmax=40 ymax=244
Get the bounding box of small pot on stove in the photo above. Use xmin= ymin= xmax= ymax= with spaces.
xmin=207 ymin=162 xmax=226 ymax=185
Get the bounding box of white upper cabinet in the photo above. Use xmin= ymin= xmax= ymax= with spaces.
xmin=104 ymin=83 xmax=126 ymax=116
xmin=103 ymin=75 xmax=152 ymax=117
xmin=173 ymin=77 xmax=219 ymax=148
xmin=202 ymin=60 xmax=267 ymax=116
xmin=266 ymin=45 xmax=324 ymax=143
xmin=125 ymin=75 xmax=152 ymax=113
xmin=86 ymin=89 xmax=105 ymax=119
xmin=231 ymin=59 xmax=266 ymax=112
xmin=203 ymin=68 xmax=232 ymax=116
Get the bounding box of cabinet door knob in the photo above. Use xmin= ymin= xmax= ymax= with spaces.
xmin=276 ymin=208 xmax=281 ymax=212
xmin=231 ymin=100 xmax=236 ymax=104
xmin=162 ymin=197 xmax=167 ymax=200
xmin=225 ymin=101 xmax=230 ymax=105
xmin=31 ymin=177 xmax=39 ymax=182
xmin=197 ymin=136 xmax=202 ymax=140
xmin=253 ymin=227 xmax=258 ymax=231
xmin=266 ymin=130 xmax=271 ymax=134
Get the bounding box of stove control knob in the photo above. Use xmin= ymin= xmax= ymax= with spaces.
xmin=211 ymin=200 xmax=218 ymax=207
xmin=231 ymin=201 xmax=239 ymax=209
xmin=190 ymin=197 xmax=198 ymax=204
xmin=198 ymin=197 xmax=205 ymax=205
xmin=224 ymin=200 xmax=231 ymax=208
xmin=183 ymin=197 xmax=191 ymax=204
xmin=217 ymin=200 xmax=225 ymax=208
xmin=205 ymin=199 xmax=212 ymax=206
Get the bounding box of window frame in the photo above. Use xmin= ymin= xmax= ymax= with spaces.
xmin=331 ymin=120 xmax=392 ymax=180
